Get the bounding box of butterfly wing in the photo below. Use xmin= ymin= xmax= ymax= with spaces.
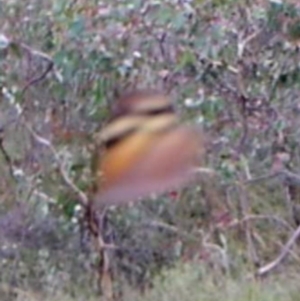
xmin=94 ymin=126 xmax=203 ymax=206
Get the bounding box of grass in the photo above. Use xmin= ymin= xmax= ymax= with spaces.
xmin=2 ymin=263 xmax=300 ymax=301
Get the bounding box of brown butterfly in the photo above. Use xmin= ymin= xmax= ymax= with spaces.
xmin=92 ymin=90 xmax=205 ymax=207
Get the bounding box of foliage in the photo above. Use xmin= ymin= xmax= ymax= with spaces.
xmin=1 ymin=0 xmax=300 ymax=299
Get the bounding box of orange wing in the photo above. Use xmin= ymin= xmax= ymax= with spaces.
xmin=95 ymin=126 xmax=203 ymax=206
xmin=98 ymin=130 xmax=159 ymax=191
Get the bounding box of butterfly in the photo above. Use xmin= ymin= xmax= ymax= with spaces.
xmin=92 ymin=90 xmax=204 ymax=207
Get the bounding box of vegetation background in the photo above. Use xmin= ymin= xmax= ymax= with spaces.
xmin=1 ymin=0 xmax=300 ymax=300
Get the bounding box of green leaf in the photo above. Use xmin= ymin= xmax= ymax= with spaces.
xmin=9 ymin=42 xmax=22 ymax=57
xmin=176 ymin=50 xmax=197 ymax=71
xmin=68 ymin=17 xmax=85 ymax=38
xmin=156 ymin=6 xmax=174 ymax=25
xmin=172 ymin=13 xmax=187 ymax=31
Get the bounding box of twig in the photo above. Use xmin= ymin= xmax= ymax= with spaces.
xmin=0 ymin=130 xmax=17 ymax=181
xmin=142 ymin=220 xmax=198 ymax=240
xmin=238 ymin=183 xmax=260 ymax=266
xmin=237 ymin=29 xmax=261 ymax=58
xmin=202 ymin=241 xmax=230 ymax=272
xmin=17 ymin=42 xmax=54 ymax=96
xmin=24 ymin=123 xmax=88 ymax=207
xmin=226 ymin=214 xmax=293 ymax=231
xmin=2 ymin=35 xmax=54 ymax=96
xmin=283 ymin=185 xmax=297 ymax=226
xmin=24 ymin=123 xmax=116 ymax=297
xmin=244 ymin=169 xmax=300 ymax=186
xmin=257 ymin=225 xmax=300 ymax=276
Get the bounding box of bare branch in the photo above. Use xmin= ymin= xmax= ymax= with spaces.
xmin=2 ymin=35 xmax=54 ymax=96
xmin=24 ymin=123 xmax=89 ymax=207
xmin=257 ymin=225 xmax=300 ymax=276
xmin=142 ymin=220 xmax=198 ymax=240
xmin=226 ymin=214 xmax=293 ymax=231
xmin=245 ymin=169 xmax=300 ymax=186
xmin=17 ymin=42 xmax=54 ymax=96
xmin=0 ymin=129 xmax=17 ymax=181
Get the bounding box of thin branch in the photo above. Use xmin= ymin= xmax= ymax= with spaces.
xmin=283 ymin=185 xmax=297 ymax=226
xmin=226 ymin=214 xmax=293 ymax=231
xmin=237 ymin=29 xmax=261 ymax=58
xmin=0 ymin=130 xmax=17 ymax=181
xmin=24 ymin=123 xmax=89 ymax=207
xmin=142 ymin=220 xmax=198 ymax=240
xmin=257 ymin=225 xmax=300 ymax=276
xmin=238 ymin=183 xmax=260 ymax=266
xmin=17 ymin=42 xmax=54 ymax=96
xmin=244 ymin=169 xmax=300 ymax=186
xmin=3 ymin=36 xmax=54 ymax=96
